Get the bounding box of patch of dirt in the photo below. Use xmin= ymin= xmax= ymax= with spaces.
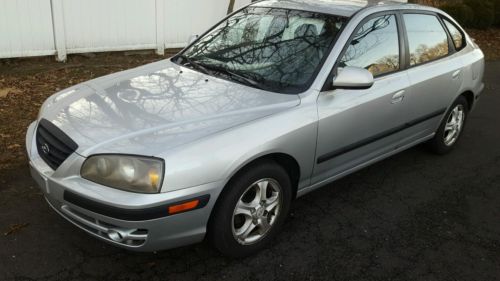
xmin=467 ymin=28 xmax=500 ymax=61
xmin=0 ymin=87 xmax=21 ymax=98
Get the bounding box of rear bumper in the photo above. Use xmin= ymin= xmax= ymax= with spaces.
xmin=27 ymin=121 xmax=223 ymax=252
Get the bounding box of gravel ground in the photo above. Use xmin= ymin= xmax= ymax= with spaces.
xmin=0 ymin=58 xmax=499 ymax=280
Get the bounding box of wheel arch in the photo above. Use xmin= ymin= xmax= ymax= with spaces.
xmin=207 ymin=152 xmax=301 ymax=228
xmin=460 ymin=90 xmax=475 ymax=111
xmin=226 ymin=152 xmax=300 ymax=200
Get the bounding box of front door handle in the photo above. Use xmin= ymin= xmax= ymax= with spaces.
xmin=452 ymin=69 xmax=462 ymax=79
xmin=391 ymin=90 xmax=405 ymax=104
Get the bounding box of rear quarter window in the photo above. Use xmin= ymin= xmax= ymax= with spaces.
xmin=442 ymin=17 xmax=466 ymax=51
xmin=403 ymin=14 xmax=450 ymax=66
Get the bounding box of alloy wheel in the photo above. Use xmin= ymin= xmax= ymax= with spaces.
xmin=231 ymin=178 xmax=282 ymax=245
xmin=443 ymin=104 xmax=465 ymax=146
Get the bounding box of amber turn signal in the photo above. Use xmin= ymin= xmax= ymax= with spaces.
xmin=168 ymin=199 xmax=200 ymax=215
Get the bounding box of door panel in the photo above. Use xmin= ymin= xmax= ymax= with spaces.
xmin=404 ymin=56 xmax=463 ymax=133
xmin=313 ymin=71 xmax=412 ymax=184
xmin=401 ymin=13 xmax=464 ymax=140
xmin=312 ymin=13 xmax=415 ymax=185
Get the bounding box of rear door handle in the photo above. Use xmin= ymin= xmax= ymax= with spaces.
xmin=452 ymin=69 xmax=462 ymax=79
xmin=391 ymin=90 xmax=405 ymax=104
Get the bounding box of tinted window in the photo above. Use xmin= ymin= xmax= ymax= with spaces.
xmin=340 ymin=15 xmax=400 ymax=77
xmin=179 ymin=7 xmax=346 ymax=94
xmin=404 ymin=14 xmax=449 ymax=66
xmin=443 ymin=18 xmax=465 ymax=50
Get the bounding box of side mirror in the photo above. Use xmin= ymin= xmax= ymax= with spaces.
xmin=187 ymin=34 xmax=199 ymax=45
xmin=332 ymin=66 xmax=374 ymax=90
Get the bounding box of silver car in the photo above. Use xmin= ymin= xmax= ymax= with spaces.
xmin=27 ymin=0 xmax=484 ymax=257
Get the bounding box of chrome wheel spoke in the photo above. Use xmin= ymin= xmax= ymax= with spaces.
xmin=265 ymin=195 xmax=279 ymax=212
xmin=259 ymin=218 xmax=271 ymax=233
xmin=234 ymin=201 xmax=253 ymax=217
xmin=445 ymin=130 xmax=455 ymax=143
xmin=457 ymin=111 xmax=464 ymax=129
xmin=257 ymin=180 xmax=269 ymax=202
xmin=235 ymin=219 xmax=256 ymax=239
xmin=444 ymin=123 xmax=454 ymax=132
xmin=443 ymin=104 xmax=465 ymax=146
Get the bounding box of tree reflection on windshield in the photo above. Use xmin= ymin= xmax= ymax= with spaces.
xmin=176 ymin=7 xmax=346 ymax=94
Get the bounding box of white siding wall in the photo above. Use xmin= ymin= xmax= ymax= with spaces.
xmin=0 ymin=0 xmax=56 ymax=58
xmin=164 ymin=0 xmax=229 ymax=48
xmin=63 ymin=0 xmax=157 ymax=53
xmin=0 ymin=0 xmax=252 ymax=60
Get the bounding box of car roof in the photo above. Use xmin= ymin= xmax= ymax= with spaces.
xmin=250 ymin=0 xmax=430 ymax=18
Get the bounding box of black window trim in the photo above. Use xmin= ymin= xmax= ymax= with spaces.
xmin=439 ymin=15 xmax=467 ymax=52
xmin=321 ymin=8 xmax=470 ymax=92
xmin=400 ymin=10 xmax=457 ymax=69
xmin=321 ymin=10 xmax=406 ymax=92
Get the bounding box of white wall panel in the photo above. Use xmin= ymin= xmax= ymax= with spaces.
xmin=62 ymin=0 xmax=157 ymax=53
xmin=163 ymin=0 xmax=251 ymax=48
xmin=163 ymin=0 xmax=227 ymax=48
xmin=0 ymin=0 xmax=253 ymax=59
xmin=0 ymin=0 xmax=55 ymax=58
xmin=234 ymin=0 xmax=253 ymax=11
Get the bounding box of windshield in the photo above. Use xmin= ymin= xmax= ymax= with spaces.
xmin=174 ymin=7 xmax=347 ymax=94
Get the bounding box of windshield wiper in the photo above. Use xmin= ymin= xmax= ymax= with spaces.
xmin=177 ymin=55 xmax=268 ymax=91
xmin=176 ymin=55 xmax=211 ymax=75
xmin=200 ymin=64 xmax=268 ymax=91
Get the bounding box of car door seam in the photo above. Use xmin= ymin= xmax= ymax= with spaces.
xmin=316 ymin=108 xmax=446 ymax=164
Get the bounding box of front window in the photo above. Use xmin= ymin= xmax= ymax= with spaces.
xmin=339 ymin=15 xmax=400 ymax=77
xmin=175 ymin=7 xmax=347 ymax=94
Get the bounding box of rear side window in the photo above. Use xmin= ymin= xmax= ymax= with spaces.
xmin=403 ymin=14 xmax=449 ymax=66
xmin=442 ymin=18 xmax=465 ymax=50
xmin=340 ymin=15 xmax=400 ymax=77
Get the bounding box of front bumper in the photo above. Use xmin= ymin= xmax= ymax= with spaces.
xmin=26 ymin=121 xmax=223 ymax=251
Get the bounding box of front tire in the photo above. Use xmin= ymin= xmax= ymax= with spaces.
xmin=207 ymin=161 xmax=292 ymax=258
xmin=428 ymin=96 xmax=468 ymax=154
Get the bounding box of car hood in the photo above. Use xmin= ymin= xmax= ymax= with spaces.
xmin=39 ymin=59 xmax=300 ymax=157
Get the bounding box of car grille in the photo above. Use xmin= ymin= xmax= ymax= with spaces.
xmin=36 ymin=119 xmax=78 ymax=170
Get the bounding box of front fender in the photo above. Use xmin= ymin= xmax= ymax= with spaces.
xmin=160 ymin=103 xmax=318 ymax=193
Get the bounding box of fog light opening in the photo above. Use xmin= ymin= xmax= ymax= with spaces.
xmin=108 ymin=230 xmax=124 ymax=242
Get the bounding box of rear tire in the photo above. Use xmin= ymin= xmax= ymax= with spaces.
xmin=207 ymin=160 xmax=292 ymax=258
xmin=428 ymin=96 xmax=468 ymax=154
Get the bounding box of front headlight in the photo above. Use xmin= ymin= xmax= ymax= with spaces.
xmin=81 ymin=155 xmax=164 ymax=193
